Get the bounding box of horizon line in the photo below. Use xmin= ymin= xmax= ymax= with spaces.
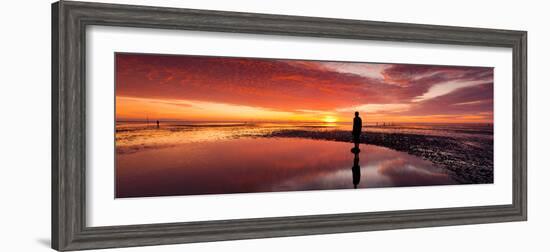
xmin=115 ymin=119 xmax=494 ymax=124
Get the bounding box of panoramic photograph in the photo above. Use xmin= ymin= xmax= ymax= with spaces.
xmin=115 ymin=53 xmax=494 ymax=198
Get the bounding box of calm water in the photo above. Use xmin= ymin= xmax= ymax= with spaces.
xmin=115 ymin=122 xmax=465 ymax=198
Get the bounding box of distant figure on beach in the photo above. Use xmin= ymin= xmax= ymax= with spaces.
xmin=352 ymin=111 xmax=362 ymax=149
xmin=156 ymin=120 xmax=160 ymax=128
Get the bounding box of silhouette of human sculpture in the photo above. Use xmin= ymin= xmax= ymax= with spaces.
xmin=352 ymin=111 xmax=362 ymax=149
xmin=350 ymin=112 xmax=363 ymax=188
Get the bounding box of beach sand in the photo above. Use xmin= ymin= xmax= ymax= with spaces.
xmin=116 ymin=122 xmax=494 ymax=188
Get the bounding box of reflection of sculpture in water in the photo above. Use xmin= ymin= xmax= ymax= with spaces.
xmin=351 ymin=111 xmax=363 ymax=188
xmin=351 ymin=146 xmax=361 ymax=189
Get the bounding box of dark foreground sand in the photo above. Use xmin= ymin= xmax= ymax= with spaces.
xmin=263 ymin=129 xmax=493 ymax=184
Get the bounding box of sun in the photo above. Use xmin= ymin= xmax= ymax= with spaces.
xmin=322 ymin=116 xmax=338 ymax=123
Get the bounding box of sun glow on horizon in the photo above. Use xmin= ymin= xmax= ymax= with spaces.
xmin=322 ymin=116 xmax=339 ymax=123
xmin=116 ymin=96 xmax=492 ymax=124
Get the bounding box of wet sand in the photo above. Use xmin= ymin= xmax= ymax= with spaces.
xmin=263 ymin=129 xmax=493 ymax=184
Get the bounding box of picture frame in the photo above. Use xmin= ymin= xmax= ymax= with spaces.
xmin=51 ymin=1 xmax=527 ymax=251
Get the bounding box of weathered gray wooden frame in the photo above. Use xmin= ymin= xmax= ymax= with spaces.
xmin=51 ymin=1 xmax=527 ymax=251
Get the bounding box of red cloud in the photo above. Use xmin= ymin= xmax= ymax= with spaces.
xmin=116 ymin=53 xmax=493 ymax=117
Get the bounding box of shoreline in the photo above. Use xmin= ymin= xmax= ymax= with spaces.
xmin=263 ymin=129 xmax=493 ymax=184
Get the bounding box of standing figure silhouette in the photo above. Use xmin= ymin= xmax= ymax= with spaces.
xmin=352 ymin=111 xmax=362 ymax=150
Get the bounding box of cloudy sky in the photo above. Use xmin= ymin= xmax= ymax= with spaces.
xmin=115 ymin=53 xmax=493 ymax=123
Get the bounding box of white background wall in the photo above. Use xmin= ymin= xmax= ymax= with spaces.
xmin=0 ymin=0 xmax=547 ymax=251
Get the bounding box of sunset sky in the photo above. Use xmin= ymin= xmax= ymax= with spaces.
xmin=115 ymin=53 xmax=494 ymax=123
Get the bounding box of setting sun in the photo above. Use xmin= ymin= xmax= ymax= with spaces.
xmin=322 ymin=116 xmax=338 ymax=123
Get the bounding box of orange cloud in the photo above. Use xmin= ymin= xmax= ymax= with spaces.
xmin=116 ymin=53 xmax=493 ymax=123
